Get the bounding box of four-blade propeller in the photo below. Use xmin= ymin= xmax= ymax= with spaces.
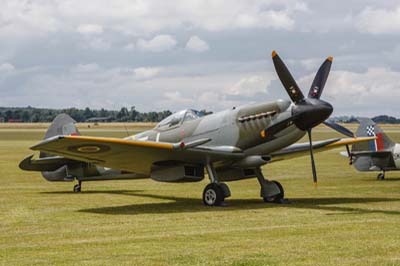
xmin=272 ymin=51 xmax=344 ymax=186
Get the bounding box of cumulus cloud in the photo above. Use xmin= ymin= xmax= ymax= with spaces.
xmin=133 ymin=67 xmax=162 ymax=80
xmin=327 ymin=68 xmax=400 ymax=99
xmin=163 ymin=91 xmax=194 ymax=105
xmin=124 ymin=43 xmax=135 ymax=51
xmin=0 ymin=63 xmax=15 ymax=72
xmin=296 ymin=67 xmax=400 ymax=115
xmin=178 ymin=0 xmax=300 ymax=31
xmin=185 ymin=36 xmax=209 ymax=53
xmin=136 ymin=35 xmax=177 ymax=52
xmin=76 ymin=24 xmax=103 ymax=35
xmin=355 ymin=6 xmax=400 ymax=34
xmin=2 ymin=0 xmax=400 ymax=116
xmin=225 ymin=75 xmax=272 ymax=97
xmin=0 ymin=0 xmax=306 ymax=39
xmin=0 ymin=0 xmax=60 ymax=38
xmin=86 ymin=38 xmax=111 ymax=51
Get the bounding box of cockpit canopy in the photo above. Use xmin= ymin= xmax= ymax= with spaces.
xmin=156 ymin=109 xmax=205 ymax=129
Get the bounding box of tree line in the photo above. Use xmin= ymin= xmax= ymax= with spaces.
xmin=331 ymin=115 xmax=400 ymax=124
xmin=1 ymin=106 xmax=399 ymax=124
xmin=0 ymin=106 xmax=173 ymax=123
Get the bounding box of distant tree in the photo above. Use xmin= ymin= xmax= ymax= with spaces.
xmin=130 ymin=106 xmax=138 ymax=121
xmin=84 ymin=107 xmax=93 ymax=119
xmin=372 ymin=115 xmax=399 ymax=124
xmin=22 ymin=110 xmax=30 ymax=122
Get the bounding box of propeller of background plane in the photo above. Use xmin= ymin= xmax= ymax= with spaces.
xmin=271 ymin=51 xmax=351 ymax=185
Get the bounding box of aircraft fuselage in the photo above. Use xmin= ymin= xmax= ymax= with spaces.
xmin=129 ymin=99 xmax=306 ymax=156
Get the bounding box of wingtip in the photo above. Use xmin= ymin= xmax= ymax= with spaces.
xmin=272 ymin=50 xmax=277 ymax=58
xmin=327 ymin=56 xmax=333 ymax=62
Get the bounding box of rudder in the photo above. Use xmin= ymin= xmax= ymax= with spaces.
xmin=353 ymin=117 xmax=394 ymax=152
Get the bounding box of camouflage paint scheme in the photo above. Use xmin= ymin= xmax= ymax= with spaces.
xmin=130 ymin=100 xmax=303 ymax=157
xmin=20 ymin=103 xmax=371 ymax=183
xmin=19 ymin=51 xmax=376 ymax=205
xmin=345 ymin=118 xmax=400 ymax=179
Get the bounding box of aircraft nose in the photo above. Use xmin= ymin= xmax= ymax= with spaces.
xmin=292 ymin=99 xmax=333 ymax=131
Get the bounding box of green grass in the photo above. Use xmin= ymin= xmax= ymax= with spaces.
xmin=1 ymin=125 xmax=400 ymax=266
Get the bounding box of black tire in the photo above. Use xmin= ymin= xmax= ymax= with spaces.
xmin=203 ymin=183 xmax=224 ymax=206
xmin=263 ymin=180 xmax=284 ymax=203
xmin=377 ymin=173 xmax=385 ymax=180
xmin=73 ymin=184 xmax=81 ymax=193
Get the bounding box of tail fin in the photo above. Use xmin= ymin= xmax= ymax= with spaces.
xmin=353 ymin=117 xmax=394 ymax=152
xmin=39 ymin=114 xmax=80 ymax=181
xmin=40 ymin=114 xmax=80 ymax=158
xmin=43 ymin=113 xmax=80 ymax=140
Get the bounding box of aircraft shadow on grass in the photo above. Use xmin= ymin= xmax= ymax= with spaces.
xmin=46 ymin=189 xmax=400 ymax=216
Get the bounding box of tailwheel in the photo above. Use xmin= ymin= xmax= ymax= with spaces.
xmin=263 ymin=181 xmax=284 ymax=203
xmin=73 ymin=181 xmax=82 ymax=193
xmin=377 ymin=173 xmax=385 ymax=180
xmin=203 ymin=183 xmax=224 ymax=206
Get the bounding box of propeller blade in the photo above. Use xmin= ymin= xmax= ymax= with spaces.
xmin=323 ymin=120 xmax=354 ymax=138
xmin=308 ymin=57 xmax=333 ymax=99
xmin=307 ymin=129 xmax=318 ymax=186
xmin=272 ymin=51 xmax=305 ymax=103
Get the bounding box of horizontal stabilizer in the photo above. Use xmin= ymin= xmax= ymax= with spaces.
xmin=351 ymin=150 xmax=392 ymax=158
xmin=19 ymin=154 xmax=78 ymax=172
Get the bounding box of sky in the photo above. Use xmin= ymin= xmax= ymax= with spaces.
xmin=1 ymin=0 xmax=400 ymax=116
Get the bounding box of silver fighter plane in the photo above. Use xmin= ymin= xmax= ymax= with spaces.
xmin=19 ymin=51 xmax=374 ymax=206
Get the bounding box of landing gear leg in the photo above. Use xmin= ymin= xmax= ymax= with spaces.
xmin=203 ymin=163 xmax=230 ymax=206
xmin=255 ymin=168 xmax=286 ymax=204
xmin=377 ymin=172 xmax=385 ymax=180
xmin=73 ymin=180 xmax=82 ymax=193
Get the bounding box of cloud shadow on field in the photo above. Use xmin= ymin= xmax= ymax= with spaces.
xmin=74 ymin=189 xmax=400 ymax=216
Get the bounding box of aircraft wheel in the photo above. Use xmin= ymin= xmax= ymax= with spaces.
xmin=263 ymin=181 xmax=284 ymax=203
xmin=377 ymin=173 xmax=385 ymax=180
xmin=203 ymin=183 xmax=224 ymax=206
xmin=73 ymin=184 xmax=81 ymax=193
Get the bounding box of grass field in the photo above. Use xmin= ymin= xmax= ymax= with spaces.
xmin=1 ymin=123 xmax=400 ymax=266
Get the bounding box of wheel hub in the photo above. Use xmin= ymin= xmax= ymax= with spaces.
xmin=204 ymin=189 xmax=217 ymax=205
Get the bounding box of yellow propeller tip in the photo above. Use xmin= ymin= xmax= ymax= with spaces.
xmin=272 ymin=50 xmax=277 ymax=58
xmin=327 ymin=56 xmax=333 ymax=62
xmin=313 ymin=182 xmax=318 ymax=188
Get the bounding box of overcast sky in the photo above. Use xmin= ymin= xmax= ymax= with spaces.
xmin=1 ymin=0 xmax=400 ymax=116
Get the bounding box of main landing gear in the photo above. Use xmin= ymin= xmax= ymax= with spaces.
xmin=73 ymin=180 xmax=82 ymax=193
xmin=202 ymin=164 xmax=288 ymax=206
xmin=377 ymin=172 xmax=385 ymax=180
xmin=255 ymin=168 xmax=287 ymax=204
xmin=203 ymin=163 xmax=231 ymax=206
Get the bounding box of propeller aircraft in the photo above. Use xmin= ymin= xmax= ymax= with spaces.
xmin=341 ymin=117 xmax=400 ymax=180
xmin=19 ymin=51 xmax=374 ymax=206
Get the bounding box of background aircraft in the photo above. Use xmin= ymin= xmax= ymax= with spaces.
xmin=20 ymin=51 xmax=373 ymax=206
xmin=342 ymin=117 xmax=400 ymax=180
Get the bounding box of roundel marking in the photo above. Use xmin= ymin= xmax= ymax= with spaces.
xmin=77 ymin=146 xmax=101 ymax=153
xmin=68 ymin=144 xmax=110 ymax=154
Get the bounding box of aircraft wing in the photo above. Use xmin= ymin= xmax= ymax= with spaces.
xmin=30 ymin=135 xmax=244 ymax=174
xmin=270 ymin=137 xmax=376 ymax=162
